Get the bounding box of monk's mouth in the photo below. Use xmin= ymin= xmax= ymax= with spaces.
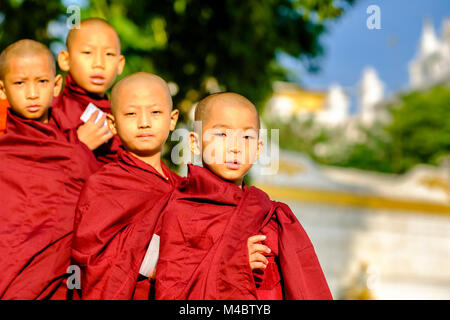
xmin=89 ymin=75 xmax=106 ymax=85
xmin=137 ymin=134 xmax=154 ymax=140
xmin=225 ymin=161 xmax=241 ymax=169
xmin=26 ymin=105 xmax=41 ymax=112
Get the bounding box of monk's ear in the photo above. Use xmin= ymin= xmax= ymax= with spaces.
xmin=188 ymin=131 xmax=201 ymax=156
xmin=0 ymin=80 xmax=6 ymax=100
xmin=53 ymin=74 xmax=63 ymax=97
xmin=169 ymin=109 xmax=179 ymax=131
xmin=106 ymin=113 xmax=118 ymax=135
xmin=117 ymin=55 xmax=125 ymax=75
xmin=57 ymin=50 xmax=70 ymax=72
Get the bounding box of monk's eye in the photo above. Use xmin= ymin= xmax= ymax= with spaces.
xmin=125 ymin=112 xmax=136 ymax=116
xmin=81 ymin=51 xmax=92 ymax=55
xmin=13 ymin=81 xmax=25 ymax=86
xmin=38 ymin=79 xmax=49 ymax=84
xmin=243 ymin=135 xmax=255 ymax=140
xmin=106 ymin=52 xmax=116 ymax=57
xmin=152 ymin=110 xmax=162 ymax=115
xmin=214 ymin=132 xmax=227 ymax=137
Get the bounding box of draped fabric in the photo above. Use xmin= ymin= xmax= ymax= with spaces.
xmin=72 ymin=149 xmax=182 ymax=299
xmin=155 ymin=164 xmax=332 ymax=300
xmin=0 ymin=109 xmax=99 ymax=299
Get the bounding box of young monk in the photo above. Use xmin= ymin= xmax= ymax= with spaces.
xmin=0 ymin=39 xmax=99 ymax=299
xmin=53 ymin=17 xmax=125 ymax=163
xmin=155 ymin=92 xmax=332 ymax=300
xmin=71 ymin=72 xmax=181 ymax=300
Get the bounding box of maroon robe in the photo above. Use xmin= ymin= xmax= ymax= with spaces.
xmin=0 ymin=99 xmax=8 ymax=136
xmin=155 ymin=164 xmax=332 ymax=300
xmin=51 ymin=73 xmax=121 ymax=164
xmin=0 ymin=108 xmax=99 ymax=300
xmin=72 ymin=148 xmax=182 ymax=300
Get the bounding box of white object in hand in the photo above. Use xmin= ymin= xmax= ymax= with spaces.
xmin=80 ymin=102 xmax=108 ymax=128
xmin=139 ymin=234 xmax=160 ymax=277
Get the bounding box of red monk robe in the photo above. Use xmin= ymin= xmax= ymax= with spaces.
xmin=72 ymin=148 xmax=182 ymax=300
xmin=155 ymin=164 xmax=332 ymax=300
xmin=0 ymin=108 xmax=99 ymax=300
xmin=51 ymin=73 xmax=121 ymax=164
xmin=0 ymin=99 xmax=8 ymax=136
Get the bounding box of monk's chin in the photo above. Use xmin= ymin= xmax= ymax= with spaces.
xmin=211 ymin=167 xmax=247 ymax=184
xmin=18 ymin=111 xmax=48 ymax=122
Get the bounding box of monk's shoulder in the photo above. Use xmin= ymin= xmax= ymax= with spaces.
xmin=82 ymin=161 xmax=124 ymax=190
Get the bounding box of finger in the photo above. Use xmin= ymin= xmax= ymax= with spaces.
xmin=96 ymin=122 xmax=111 ymax=136
xmin=247 ymin=234 xmax=266 ymax=245
xmin=250 ymin=253 xmax=269 ymax=265
xmin=88 ymin=110 xmax=100 ymax=123
xmin=101 ymin=130 xmax=114 ymax=142
xmin=95 ymin=113 xmax=108 ymax=128
xmin=250 ymin=262 xmax=267 ymax=270
xmin=251 ymin=244 xmax=271 ymax=255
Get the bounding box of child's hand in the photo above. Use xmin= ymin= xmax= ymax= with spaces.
xmin=247 ymin=234 xmax=271 ymax=270
xmin=77 ymin=111 xmax=113 ymax=150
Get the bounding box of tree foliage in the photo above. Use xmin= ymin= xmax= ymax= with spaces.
xmin=386 ymin=85 xmax=450 ymax=173
xmin=67 ymin=0 xmax=354 ymax=115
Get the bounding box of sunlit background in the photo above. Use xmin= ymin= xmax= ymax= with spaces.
xmin=1 ymin=0 xmax=449 ymax=299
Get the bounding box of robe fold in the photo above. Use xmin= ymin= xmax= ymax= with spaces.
xmin=0 ymin=99 xmax=8 ymax=136
xmin=51 ymin=73 xmax=121 ymax=164
xmin=72 ymin=149 xmax=182 ymax=300
xmin=155 ymin=164 xmax=332 ymax=300
xmin=0 ymin=109 xmax=100 ymax=300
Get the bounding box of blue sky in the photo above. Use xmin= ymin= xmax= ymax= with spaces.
xmin=279 ymin=0 xmax=450 ymax=110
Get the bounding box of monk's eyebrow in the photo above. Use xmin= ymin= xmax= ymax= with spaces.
xmin=125 ymin=103 xmax=167 ymax=109
xmin=79 ymin=44 xmax=117 ymax=50
xmin=211 ymin=125 xmax=258 ymax=131
xmin=211 ymin=124 xmax=231 ymax=129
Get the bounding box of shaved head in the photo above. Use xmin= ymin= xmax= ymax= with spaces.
xmin=66 ymin=18 xmax=121 ymax=52
xmin=0 ymin=39 xmax=55 ymax=80
xmin=110 ymin=72 xmax=172 ymax=115
xmin=195 ymin=92 xmax=260 ymax=129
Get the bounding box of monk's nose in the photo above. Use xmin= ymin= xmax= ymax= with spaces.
xmin=92 ymin=50 xmax=105 ymax=69
xmin=26 ymin=83 xmax=39 ymax=100
xmin=228 ymin=135 xmax=241 ymax=154
xmin=138 ymin=112 xmax=152 ymax=128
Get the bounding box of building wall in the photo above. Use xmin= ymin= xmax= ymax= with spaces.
xmin=272 ymin=198 xmax=450 ymax=299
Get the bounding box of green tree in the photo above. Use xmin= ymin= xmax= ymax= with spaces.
xmin=0 ymin=0 xmax=65 ymax=49
xmin=1 ymin=0 xmax=356 ymax=114
xmin=78 ymin=0 xmax=356 ymax=115
xmin=386 ymin=85 xmax=450 ymax=173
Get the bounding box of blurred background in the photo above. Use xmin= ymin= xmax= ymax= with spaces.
xmin=1 ymin=0 xmax=449 ymax=299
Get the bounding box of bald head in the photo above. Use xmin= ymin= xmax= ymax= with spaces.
xmin=110 ymin=72 xmax=172 ymax=115
xmin=0 ymin=39 xmax=55 ymax=80
xmin=195 ymin=92 xmax=260 ymax=129
xmin=66 ymin=18 xmax=121 ymax=52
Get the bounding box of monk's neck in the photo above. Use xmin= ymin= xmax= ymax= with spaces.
xmin=233 ymin=178 xmax=244 ymax=189
xmin=131 ymin=151 xmax=166 ymax=178
xmin=10 ymin=108 xmax=49 ymax=124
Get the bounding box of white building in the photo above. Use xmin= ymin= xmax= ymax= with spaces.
xmin=250 ymin=150 xmax=450 ymax=300
xmin=358 ymin=67 xmax=385 ymax=126
xmin=316 ymin=84 xmax=351 ymax=126
xmin=409 ymin=18 xmax=450 ymax=89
